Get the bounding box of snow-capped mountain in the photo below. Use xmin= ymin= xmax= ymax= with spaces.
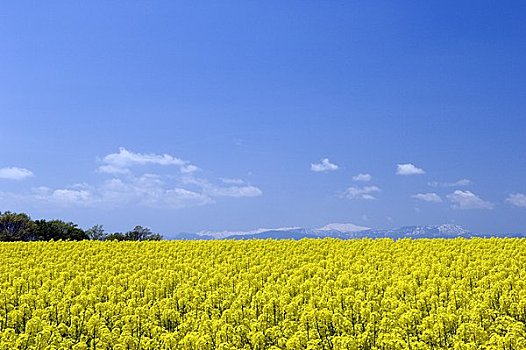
xmin=196 ymin=226 xmax=302 ymax=239
xmin=357 ymin=224 xmax=471 ymax=239
xmin=317 ymin=223 xmax=370 ymax=233
xmin=173 ymin=223 xmax=490 ymax=240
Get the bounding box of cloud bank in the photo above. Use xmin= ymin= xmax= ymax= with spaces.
xmin=428 ymin=179 xmax=471 ymax=188
xmin=311 ymin=158 xmax=339 ymax=172
xmin=447 ymin=190 xmax=494 ymax=210
xmin=98 ymin=147 xmax=198 ymax=174
xmin=412 ymin=193 xmax=442 ymax=203
xmin=506 ymin=193 xmax=526 ymax=208
xmin=343 ymin=186 xmax=381 ymax=200
xmin=352 ymin=173 xmax=372 ymax=182
xmin=396 ymin=163 xmax=425 ymax=176
xmin=0 ymin=167 xmax=34 ymax=180
xmin=0 ymin=148 xmax=261 ymax=210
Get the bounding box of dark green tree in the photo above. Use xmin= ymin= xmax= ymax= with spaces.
xmin=0 ymin=211 xmax=163 ymax=241
xmin=0 ymin=211 xmax=36 ymax=241
xmin=33 ymin=220 xmax=88 ymax=241
xmin=86 ymin=224 xmax=106 ymax=241
xmin=104 ymin=232 xmax=126 ymax=241
xmin=124 ymin=225 xmax=162 ymax=241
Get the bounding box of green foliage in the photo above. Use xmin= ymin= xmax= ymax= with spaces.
xmin=0 ymin=211 xmax=35 ymax=241
xmin=1 ymin=211 xmax=90 ymax=241
xmin=33 ymin=219 xmax=88 ymax=241
xmin=124 ymin=225 xmax=162 ymax=241
xmin=104 ymin=232 xmax=126 ymax=241
xmin=86 ymin=224 xmax=106 ymax=241
xmin=0 ymin=212 xmax=162 ymax=242
xmin=104 ymin=226 xmax=162 ymax=241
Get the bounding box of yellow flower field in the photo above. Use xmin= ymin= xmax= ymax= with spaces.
xmin=1 ymin=239 xmax=525 ymax=349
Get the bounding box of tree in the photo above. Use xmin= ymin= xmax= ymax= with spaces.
xmin=86 ymin=225 xmax=106 ymax=241
xmin=0 ymin=211 xmax=163 ymax=241
xmin=105 ymin=232 xmax=127 ymax=241
xmin=0 ymin=211 xmax=35 ymax=241
xmin=124 ymin=226 xmax=162 ymax=241
xmin=33 ymin=219 xmax=88 ymax=241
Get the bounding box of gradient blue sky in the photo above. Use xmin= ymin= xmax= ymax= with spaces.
xmin=1 ymin=1 xmax=525 ymax=236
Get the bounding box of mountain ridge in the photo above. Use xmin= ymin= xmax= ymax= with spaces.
xmin=173 ymin=223 xmax=524 ymax=240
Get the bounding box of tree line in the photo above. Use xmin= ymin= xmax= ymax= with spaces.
xmin=0 ymin=211 xmax=162 ymax=242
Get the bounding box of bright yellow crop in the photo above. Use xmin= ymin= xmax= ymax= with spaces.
xmin=1 ymin=239 xmax=526 ymax=349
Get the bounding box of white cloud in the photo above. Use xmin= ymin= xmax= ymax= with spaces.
xmin=98 ymin=175 xmax=212 ymax=209
xmin=204 ymin=185 xmax=263 ymax=198
xmin=352 ymin=173 xmax=372 ymax=182
xmin=506 ymin=193 xmax=526 ymax=208
xmin=97 ymin=165 xmax=131 ymax=175
xmin=103 ymin=147 xmax=184 ymax=167
xmin=454 ymin=179 xmax=471 ymax=186
xmin=1 ymin=147 xmax=262 ymax=210
xmin=181 ymin=164 xmax=199 ymax=174
xmin=412 ymin=192 xmax=443 ymax=203
xmin=50 ymin=189 xmax=92 ymax=204
xmin=10 ymin=175 xmax=212 ymax=209
xmin=447 ymin=190 xmax=494 ymax=210
xmin=343 ymin=186 xmax=381 ymax=200
xmin=428 ymin=179 xmax=471 ymax=188
xmin=0 ymin=167 xmax=34 ymax=180
xmin=183 ymin=176 xmax=262 ymax=198
xmin=162 ymin=188 xmax=213 ymax=208
xmin=311 ymin=158 xmax=339 ymax=172
xmin=396 ymin=163 xmax=425 ymax=176
xmin=7 ymin=186 xmax=95 ymax=207
xmin=98 ymin=147 xmax=196 ymax=174
xmin=220 ymin=178 xmax=246 ymax=185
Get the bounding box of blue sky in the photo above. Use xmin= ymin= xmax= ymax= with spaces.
xmin=1 ymin=1 xmax=525 ymax=236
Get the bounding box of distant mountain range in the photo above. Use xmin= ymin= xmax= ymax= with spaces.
xmin=173 ymin=223 xmax=525 ymax=240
